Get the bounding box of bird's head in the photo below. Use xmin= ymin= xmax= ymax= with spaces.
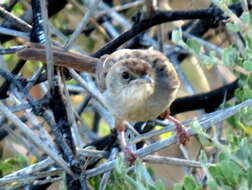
xmin=106 ymin=58 xmax=155 ymax=97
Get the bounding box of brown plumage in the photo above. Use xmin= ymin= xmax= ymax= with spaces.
xmin=17 ymin=45 xmax=189 ymax=165
xmin=97 ymin=49 xmax=180 ymax=122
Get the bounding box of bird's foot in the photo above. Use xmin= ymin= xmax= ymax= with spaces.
xmin=175 ymin=122 xmax=189 ymax=145
xmin=116 ymin=122 xmax=137 ymax=165
xmin=160 ymin=110 xmax=190 ymax=145
xmin=122 ymin=147 xmax=137 ymax=166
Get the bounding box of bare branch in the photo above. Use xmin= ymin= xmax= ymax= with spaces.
xmin=0 ymin=26 xmax=29 ymax=40
xmin=0 ymin=6 xmax=31 ymax=32
xmin=143 ymin=155 xmax=214 ymax=168
xmin=0 ymin=101 xmax=74 ymax=176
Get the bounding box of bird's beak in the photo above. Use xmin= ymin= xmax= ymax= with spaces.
xmin=141 ymin=75 xmax=153 ymax=84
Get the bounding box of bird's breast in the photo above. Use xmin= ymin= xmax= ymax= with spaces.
xmin=103 ymin=84 xmax=177 ymax=122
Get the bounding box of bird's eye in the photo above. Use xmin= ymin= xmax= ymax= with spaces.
xmin=122 ymin=71 xmax=130 ymax=80
xmin=158 ymin=67 xmax=165 ymax=72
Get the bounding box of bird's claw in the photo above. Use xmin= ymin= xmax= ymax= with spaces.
xmin=123 ymin=147 xmax=137 ymax=166
xmin=176 ymin=124 xmax=190 ymax=145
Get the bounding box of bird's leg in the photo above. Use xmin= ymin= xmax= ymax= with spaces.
xmin=159 ymin=110 xmax=189 ymax=145
xmin=116 ymin=121 xmax=137 ymax=165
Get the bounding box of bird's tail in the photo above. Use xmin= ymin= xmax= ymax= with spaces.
xmin=16 ymin=43 xmax=100 ymax=74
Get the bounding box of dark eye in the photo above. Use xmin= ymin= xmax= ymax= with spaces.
xmin=122 ymin=71 xmax=130 ymax=80
xmin=158 ymin=67 xmax=165 ymax=72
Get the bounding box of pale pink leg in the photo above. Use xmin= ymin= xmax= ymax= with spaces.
xmin=116 ymin=122 xmax=137 ymax=165
xmin=160 ymin=110 xmax=189 ymax=145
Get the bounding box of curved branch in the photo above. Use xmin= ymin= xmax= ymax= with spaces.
xmin=170 ymin=80 xmax=239 ymax=114
xmin=85 ymin=80 xmax=239 ymax=150
xmin=93 ymin=2 xmax=247 ymax=57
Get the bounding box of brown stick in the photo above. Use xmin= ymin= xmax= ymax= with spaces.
xmin=16 ymin=44 xmax=100 ymax=74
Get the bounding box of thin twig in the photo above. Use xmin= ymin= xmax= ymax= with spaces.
xmin=144 ymin=0 xmax=155 ymax=16
xmin=1 ymin=99 xmax=251 ymax=185
xmin=0 ymin=45 xmax=25 ymax=55
xmin=10 ymin=94 xmax=57 ymax=153
xmin=67 ymin=0 xmax=110 ymax=39
xmin=0 ymin=26 xmax=30 ymax=40
xmin=39 ymin=0 xmax=54 ymax=90
xmin=0 ymin=168 xmax=62 ymax=187
xmin=85 ymin=99 xmax=252 ymax=178
xmin=0 ymin=158 xmax=54 ymax=185
xmin=182 ymin=31 xmax=224 ymax=57
xmin=0 ymin=101 xmax=74 ymax=176
xmin=143 ymin=155 xmax=214 ymax=168
xmin=96 ymin=0 xmax=144 ymax=17
xmin=77 ymin=149 xmax=109 ymax=158
xmin=94 ymin=2 xmax=248 ymax=57
xmin=64 ymin=0 xmax=102 ymax=49
xmin=99 ymin=148 xmax=118 ymax=190
xmin=33 ymin=176 xmax=62 ymax=186
xmin=57 ymin=69 xmax=83 ymax=148
xmin=241 ymin=0 xmax=249 ymax=12
xmin=1 ymin=122 xmax=40 ymax=157
xmin=99 ymin=2 xmax=131 ymax=30
xmin=69 ymin=69 xmax=106 ymax=108
xmin=0 ymin=6 xmax=31 ymax=32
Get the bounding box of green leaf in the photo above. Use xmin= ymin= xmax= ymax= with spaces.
xmin=173 ymin=184 xmax=183 ymax=190
xmin=248 ymin=167 xmax=252 ymax=189
xmin=152 ymin=179 xmax=165 ymax=190
xmin=114 ymin=156 xmax=126 ymax=176
xmin=198 ymin=135 xmax=213 ymax=146
xmin=222 ymin=46 xmax=237 ymax=66
xmin=12 ymin=3 xmax=23 ymax=16
xmin=199 ymin=151 xmax=208 ymax=165
xmin=217 ymin=152 xmax=229 ymax=162
xmin=125 ymin=175 xmax=146 ymax=190
xmin=240 ymin=12 xmax=250 ymax=25
xmin=186 ymin=39 xmax=201 ymax=54
xmin=235 ymin=138 xmax=252 ymax=166
xmin=248 ymin=73 xmax=252 ymax=89
xmin=219 ymin=160 xmax=243 ymax=187
xmin=247 ymin=25 xmax=252 ymax=39
xmin=135 ymin=159 xmax=154 ymax=186
xmin=243 ymin=61 xmax=252 ymax=72
xmin=243 ymin=85 xmax=252 ymax=99
xmin=200 ymin=54 xmax=216 ymax=65
xmin=190 ymin=120 xmax=203 ymax=134
xmin=208 ymin=166 xmax=226 ymax=183
xmin=245 ymin=35 xmax=252 ymax=50
xmin=171 ymin=30 xmax=182 ymax=44
xmin=171 ymin=28 xmax=185 ymax=47
xmin=183 ymin=176 xmax=197 ymax=190
xmin=0 ymin=156 xmax=27 ymax=176
xmin=207 ymin=180 xmax=219 ymax=190
xmin=226 ymin=23 xmax=240 ymax=32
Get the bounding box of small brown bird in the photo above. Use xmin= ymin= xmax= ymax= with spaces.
xmin=17 ymin=45 xmax=189 ymax=164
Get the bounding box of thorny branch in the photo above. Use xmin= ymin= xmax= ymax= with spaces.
xmin=0 ymin=1 xmax=250 ymax=189
xmin=0 ymin=98 xmax=251 ymax=187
